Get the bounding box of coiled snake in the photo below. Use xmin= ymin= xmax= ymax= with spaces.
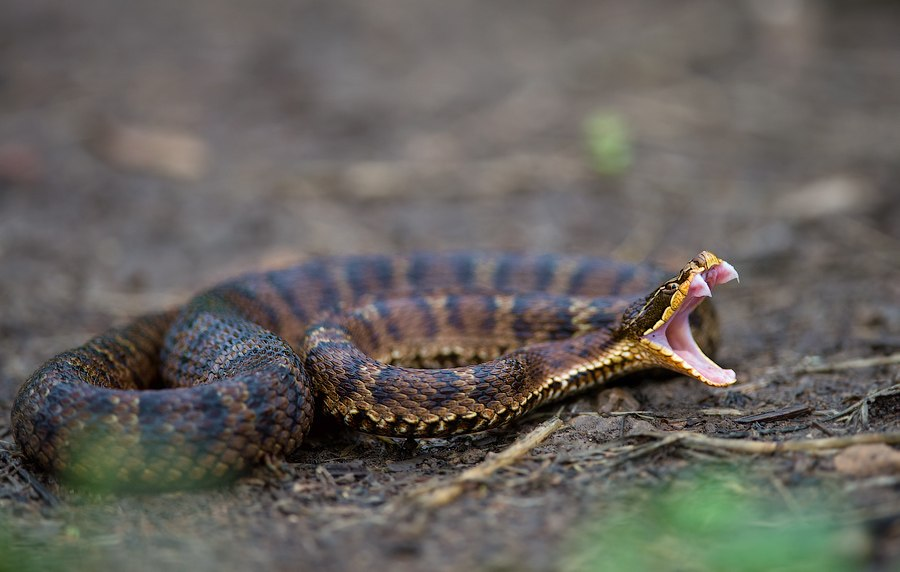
xmin=11 ymin=251 xmax=738 ymax=490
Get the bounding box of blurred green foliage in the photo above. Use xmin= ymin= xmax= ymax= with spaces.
xmin=0 ymin=522 xmax=86 ymax=572
xmin=584 ymin=112 xmax=632 ymax=176
xmin=563 ymin=471 xmax=866 ymax=572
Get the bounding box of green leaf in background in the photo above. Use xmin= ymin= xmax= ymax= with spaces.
xmin=584 ymin=112 xmax=632 ymax=176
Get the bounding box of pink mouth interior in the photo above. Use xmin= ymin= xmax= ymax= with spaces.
xmin=643 ymin=261 xmax=739 ymax=386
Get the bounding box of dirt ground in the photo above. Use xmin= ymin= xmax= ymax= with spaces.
xmin=1 ymin=1 xmax=899 ymax=571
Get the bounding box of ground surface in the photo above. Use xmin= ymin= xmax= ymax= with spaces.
xmin=1 ymin=1 xmax=899 ymax=571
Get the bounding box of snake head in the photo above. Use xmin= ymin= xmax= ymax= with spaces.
xmin=621 ymin=251 xmax=739 ymax=387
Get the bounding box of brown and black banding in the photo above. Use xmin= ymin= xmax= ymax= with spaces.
xmin=11 ymin=252 xmax=726 ymax=490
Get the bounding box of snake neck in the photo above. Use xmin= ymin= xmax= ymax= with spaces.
xmin=526 ymin=332 xmax=651 ymax=406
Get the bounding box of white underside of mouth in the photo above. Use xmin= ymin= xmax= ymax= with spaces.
xmin=643 ymin=261 xmax=739 ymax=386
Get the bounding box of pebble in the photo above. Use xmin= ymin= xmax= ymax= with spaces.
xmin=568 ymin=415 xmax=621 ymax=440
xmin=775 ymin=175 xmax=877 ymax=220
xmin=88 ymin=121 xmax=210 ymax=181
xmin=626 ymin=419 xmax=656 ymax=435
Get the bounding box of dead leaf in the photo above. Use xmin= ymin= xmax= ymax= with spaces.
xmin=833 ymin=443 xmax=900 ymax=477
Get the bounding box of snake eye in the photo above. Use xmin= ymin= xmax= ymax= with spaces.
xmin=663 ymin=282 xmax=678 ymax=292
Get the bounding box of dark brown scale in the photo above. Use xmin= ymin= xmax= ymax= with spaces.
xmin=11 ymin=252 xmax=717 ymax=491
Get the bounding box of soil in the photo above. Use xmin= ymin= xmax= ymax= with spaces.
xmin=1 ymin=2 xmax=899 ymax=571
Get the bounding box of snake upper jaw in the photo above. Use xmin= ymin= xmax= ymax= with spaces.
xmin=640 ymin=258 xmax=739 ymax=387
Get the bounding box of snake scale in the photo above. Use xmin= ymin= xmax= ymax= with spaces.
xmin=11 ymin=251 xmax=738 ymax=491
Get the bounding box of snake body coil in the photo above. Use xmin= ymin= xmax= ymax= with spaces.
xmin=11 ymin=252 xmax=738 ymax=490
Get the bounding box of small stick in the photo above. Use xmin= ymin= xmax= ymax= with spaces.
xmin=405 ymin=417 xmax=564 ymax=508
xmin=16 ymin=466 xmax=60 ymax=507
xmin=633 ymin=430 xmax=900 ymax=454
xmin=0 ymin=448 xmax=60 ymax=507
xmin=811 ymin=421 xmax=835 ymax=437
xmin=596 ymin=434 xmax=682 ymax=474
xmin=603 ymin=410 xmax=658 ymax=417
xmin=756 ymin=423 xmax=811 ymax=436
xmin=698 ymin=408 xmax=746 ymax=417
xmin=794 ymin=352 xmax=900 ymax=374
xmin=739 ymin=353 xmax=900 ymax=392
xmin=822 ymin=383 xmax=900 ymax=422
xmin=734 ymin=404 xmax=812 ymax=424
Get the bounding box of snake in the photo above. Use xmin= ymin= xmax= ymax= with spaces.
xmin=11 ymin=251 xmax=738 ymax=491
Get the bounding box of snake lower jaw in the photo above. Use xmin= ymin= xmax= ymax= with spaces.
xmin=641 ymin=261 xmax=739 ymax=387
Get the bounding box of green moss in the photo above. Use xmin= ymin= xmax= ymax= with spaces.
xmin=0 ymin=520 xmax=96 ymax=572
xmin=564 ymin=472 xmax=865 ymax=572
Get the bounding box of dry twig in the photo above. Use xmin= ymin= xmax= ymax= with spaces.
xmin=403 ymin=417 xmax=564 ymax=508
xmin=633 ymin=430 xmax=900 ymax=454
xmin=794 ymin=352 xmax=900 ymax=374
xmin=734 ymin=404 xmax=812 ymax=424
xmin=821 ymin=382 xmax=900 ymax=424
xmin=738 ymin=352 xmax=900 ymax=393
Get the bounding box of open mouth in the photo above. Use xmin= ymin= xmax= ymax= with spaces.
xmin=641 ymin=261 xmax=740 ymax=386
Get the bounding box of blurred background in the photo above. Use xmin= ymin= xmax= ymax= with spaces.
xmin=3 ymin=0 xmax=898 ymax=380
xmin=1 ymin=0 xmax=896 ymax=320
xmin=1 ymin=1 xmax=899 ymax=570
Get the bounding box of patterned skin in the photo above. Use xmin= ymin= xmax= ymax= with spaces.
xmin=11 ymin=252 xmax=736 ymax=490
